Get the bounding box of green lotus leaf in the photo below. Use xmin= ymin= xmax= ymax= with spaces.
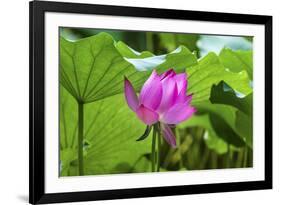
xmin=219 ymin=48 xmax=253 ymax=80
xmin=187 ymin=52 xmax=252 ymax=104
xmin=59 ymin=86 xmax=152 ymax=176
xmin=60 ymin=32 xmax=197 ymax=103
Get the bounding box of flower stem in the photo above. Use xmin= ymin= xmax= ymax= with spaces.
xmin=243 ymin=146 xmax=248 ymax=167
xmin=175 ymin=128 xmax=183 ymax=168
xmin=146 ymin=32 xmax=154 ymax=52
xmin=78 ymin=102 xmax=84 ymax=175
xmin=226 ymin=143 xmax=231 ymax=168
xmin=151 ymin=125 xmax=157 ymax=172
xmin=157 ymin=126 xmax=161 ymax=172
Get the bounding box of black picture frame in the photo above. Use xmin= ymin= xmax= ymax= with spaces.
xmin=29 ymin=0 xmax=272 ymax=204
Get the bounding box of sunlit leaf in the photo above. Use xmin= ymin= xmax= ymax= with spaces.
xmin=59 ymin=86 xmax=152 ymax=176
xmin=115 ymin=41 xmax=154 ymax=58
xmin=116 ymin=42 xmax=197 ymax=72
xmin=219 ymin=48 xmax=253 ymax=80
xmin=60 ymin=32 xmax=135 ymax=103
xmin=60 ymin=32 xmax=197 ymax=103
xmin=187 ymin=52 xmax=252 ymax=104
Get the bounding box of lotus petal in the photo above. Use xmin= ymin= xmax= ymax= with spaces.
xmin=161 ymin=103 xmax=196 ymax=124
xmin=136 ymin=104 xmax=159 ymax=125
xmin=124 ymin=78 xmax=139 ymax=111
xmin=139 ymin=70 xmax=163 ymax=110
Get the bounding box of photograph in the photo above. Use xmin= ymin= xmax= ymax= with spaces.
xmin=59 ymin=28 xmax=253 ymax=177
xmin=28 ymin=1 xmax=273 ymax=203
xmin=0 ymin=0 xmax=276 ymax=203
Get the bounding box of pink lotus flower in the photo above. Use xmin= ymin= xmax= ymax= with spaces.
xmin=124 ymin=69 xmax=196 ymax=147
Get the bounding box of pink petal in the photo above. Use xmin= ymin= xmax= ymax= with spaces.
xmin=174 ymin=73 xmax=187 ymax=95
xmin=176 ymin=92 xmax=193 ymax=104
xmin=124 ymin=77 xmax=139 ymax=112
xmin=139 ymin=70 xmax=163 ymax=110
xmin=161 ymin=103 xmax=196 ymax=124
xmin=157 ymin=76 xmax=178 ymax=113
xmin=185 ymin=94 xmax=193 ymax=104
xmin=160 ymin=69 xmax=176 ymax=80
xmin=160 ymin=123 xmax=176 ymax=148
xmin=136 ymin=104 xmax=159 ymax=125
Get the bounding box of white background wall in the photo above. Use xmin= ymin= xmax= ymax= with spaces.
xmin=0 ymin=0 xmax=279 ymax=204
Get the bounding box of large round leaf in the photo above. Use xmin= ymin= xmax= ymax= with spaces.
xmin=59 ymin=86 xmax=152 ymax=176
xmin=219 ymin=48 xmax=253 ymax=80
xmin=60 ymin=32 xmax=197 ymax=103
xmin=187 ymin=52 xmax=252 ymax=104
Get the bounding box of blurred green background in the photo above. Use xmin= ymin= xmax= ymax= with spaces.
xmin=60 ymin=27 xmax=252 ymax=57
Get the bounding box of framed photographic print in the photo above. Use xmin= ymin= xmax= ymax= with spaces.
xmin=29 ymin=0 xmax=272 ymax=204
